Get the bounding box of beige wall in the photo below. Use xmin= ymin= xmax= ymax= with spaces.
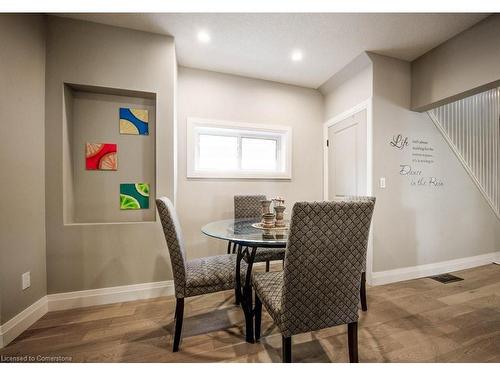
xmin=69 ymin=90 xmax=156 ymax=223
xmin=3 ymin=14 xmax=499 ymax=317
xmin=45 ymin=17 xmax=176 ymax=293
xmin=177 ymin=67 xmax=324 ymax=258
xmin=370 ymin=53 xmax=500 ymax=272
xmin=320 ymin=53 xmax=372 ymax=121
xmin=411 ymin=15 xmax=500 ymax=111
xmin=0 ymin=14 xmax=47 ymax=323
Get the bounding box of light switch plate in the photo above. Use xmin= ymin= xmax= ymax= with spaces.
xmin=22 ymin=271 xmax=31 ymax=290
xmin=379 ymin=177 xmax=386 ymax=189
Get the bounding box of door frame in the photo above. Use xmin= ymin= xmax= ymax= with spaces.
xmin=322 ymin=98 xmax=374 ymax=283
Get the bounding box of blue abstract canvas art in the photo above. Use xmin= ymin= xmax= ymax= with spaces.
xmin=119 ymin=108 xmax=149 ymax=135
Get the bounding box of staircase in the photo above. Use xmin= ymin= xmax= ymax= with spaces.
xmin=427 ymin=88 xmax=500 ymax=219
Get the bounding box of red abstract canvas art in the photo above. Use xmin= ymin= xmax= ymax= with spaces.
xmin=85 ymin=143 xmax=118 ymax=170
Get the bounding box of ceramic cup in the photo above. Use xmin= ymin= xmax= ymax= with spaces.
xmin=274 ymin=205 xmax=286 ymax=227
xmin=262 ymin=212 xmax=276 ymax=228
xmin=260 ymin=200 xmax=272 ymax=215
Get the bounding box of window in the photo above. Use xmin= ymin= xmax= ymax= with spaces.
xmin=187 ymin=118 xmax=292 ymax=179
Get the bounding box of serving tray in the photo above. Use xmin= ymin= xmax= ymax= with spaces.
xmin=251 ymin=222 xmax=289 ymax=231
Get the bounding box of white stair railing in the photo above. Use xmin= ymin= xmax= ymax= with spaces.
xmin=427 ymin=88 xmax=500 ymax=220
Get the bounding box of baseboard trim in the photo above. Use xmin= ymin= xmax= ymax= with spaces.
xmin=47 ymin=280 xmax=175 ymax=312
xmin=0 ymin=280 xmax=175 ymax=349
xmin=0 ymin=296 xmax=48 ymax=349
xmin=2 ymin=252 xmax=498 ymax=349
xmin=371 ymin=252 xmax=500 ymax=286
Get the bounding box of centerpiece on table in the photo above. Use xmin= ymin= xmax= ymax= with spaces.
xmin=252 ymin=196 xmax=289 ymax=231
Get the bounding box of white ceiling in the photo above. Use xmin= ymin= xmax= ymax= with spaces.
xmin=59 ymin=13 xmax=488 ymax=88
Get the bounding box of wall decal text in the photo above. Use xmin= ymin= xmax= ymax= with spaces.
xmin=391 ymin=134 xmax=444 ymax=188
xmin=390 ymin=134 xmax=409 ymax=150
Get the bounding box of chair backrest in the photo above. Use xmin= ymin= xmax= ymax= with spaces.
xmin=332 ymin=196 xmax=376 ymax=272
xmin=156 ymin=197 xmax=187 ymax=298
xmin=234 ymin=195 xmax=267 ymax=219
xmin=281 ymin=199 xmax=375 ymax=337
xmin=337 ymin=195 xmax=376 ymax=204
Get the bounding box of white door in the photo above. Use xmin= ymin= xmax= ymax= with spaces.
xmin=327 ymin=109 xmax=367 ymax=200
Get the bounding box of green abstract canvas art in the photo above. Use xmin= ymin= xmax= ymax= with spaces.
xmin=120 ymin=183 xmax=150 ymax=210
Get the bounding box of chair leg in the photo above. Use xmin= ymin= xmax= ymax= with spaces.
xmin=173 ymin=298 xmax=184 ymax=352
xmin=360 ymin=271 xmax=367 ymax=311
xmin=234 ymin=287 xmax=240 ymax=305
xmin=254 ymin=294 xmax=262 ymax=341
xmin=282 ymin=335 xmax=292 ymax=363
xmin=227 ymin=241 xmax=232 ymax=254
xmin=265 ymin=260 xmax=270 ymax=272
xmin=347 ymin=322 xmax=358 ymax=363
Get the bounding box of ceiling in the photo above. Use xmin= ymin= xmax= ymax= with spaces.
xmin=59 ymin=13 xmax=488 ymax=88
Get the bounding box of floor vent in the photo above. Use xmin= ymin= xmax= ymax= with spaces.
xmin=429 ymin=273 xmax=464 ymax=284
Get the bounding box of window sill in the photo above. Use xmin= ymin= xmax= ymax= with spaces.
xmin=186 ymin=171 xmax=292 ymax=180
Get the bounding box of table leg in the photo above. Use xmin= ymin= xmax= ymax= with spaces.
xmin=240 ymin=246 xmax=257 ymax=343
xmin=235 ymin=243 xmax=243 ymax=305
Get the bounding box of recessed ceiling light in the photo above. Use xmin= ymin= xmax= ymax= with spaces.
xmin=197 ymin=30 xmax=211 ymax=43
xmin=291 ymin=50 xmax=303 ymax=62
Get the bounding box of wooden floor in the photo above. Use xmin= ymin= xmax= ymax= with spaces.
xmin=1 ymin=264 xmax=500 ymax=363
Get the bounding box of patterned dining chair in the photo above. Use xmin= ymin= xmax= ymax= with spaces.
xmin=233 ymin=195 xmax=286 ymax=271
xmin=252 ymin=199 xmax=375 ymax=362
xmin=341 ymin=195 xmax=376 ymax=311
xmin=227 ymin=194 xmax=267 ymax=255
xmin=156 ymin=197 xmax=247 ymax=352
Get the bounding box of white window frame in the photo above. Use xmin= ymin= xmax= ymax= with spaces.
xmin=187 ymin=117 xmax=292 ymax=179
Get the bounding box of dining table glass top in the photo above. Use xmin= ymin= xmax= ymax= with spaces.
xmin=201 ymin=217 xmax=289 ymax=246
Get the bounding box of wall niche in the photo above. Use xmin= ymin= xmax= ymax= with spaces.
xmin=62 ymin=83 xmax=157 ymax=224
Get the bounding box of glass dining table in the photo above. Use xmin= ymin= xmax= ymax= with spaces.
xmin=201 ymin=218 xmax=288 ymax=343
